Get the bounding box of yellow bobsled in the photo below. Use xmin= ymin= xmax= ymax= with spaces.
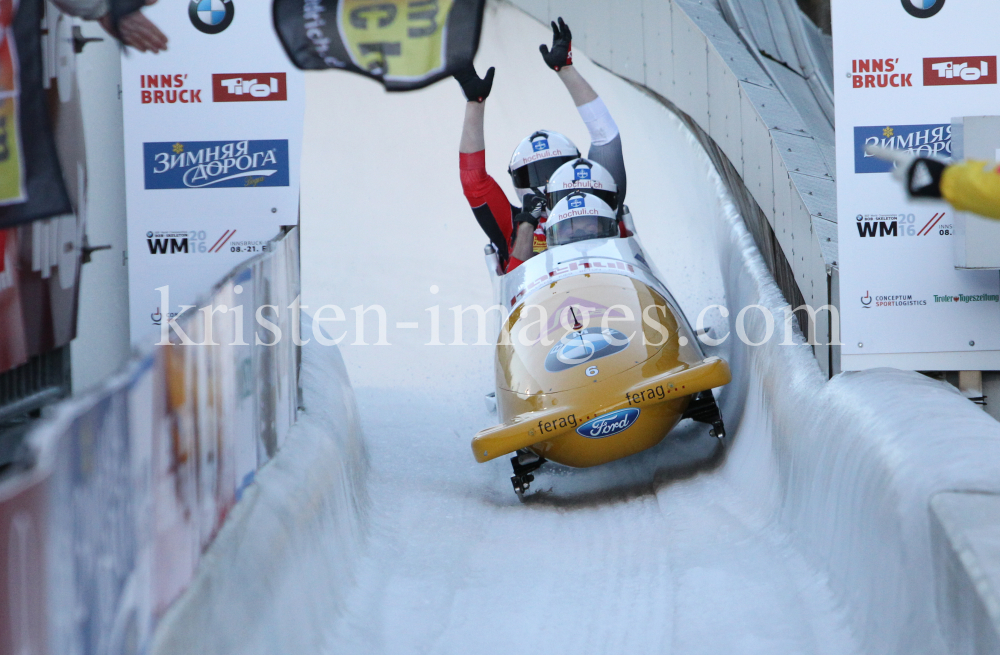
xmin=474 ymin=217 xmax=732 ymax=494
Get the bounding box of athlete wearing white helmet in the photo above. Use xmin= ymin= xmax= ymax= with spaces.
xmin=454 ymin=17 xmax=628 ymax=273
xmin=507 ymin=130 xmax=580 ymax=201
xmin=546 ymin=192 xmax=620 ymax=247
xmin=546 ymin=157 xmax=619 ymax=211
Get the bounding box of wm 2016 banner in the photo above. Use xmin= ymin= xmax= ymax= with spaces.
xmin=272 ymin=0 xmax=486 ymax=90
xmin=832 ymin=0 xmax=1000 ymax=371
xmin=121 ymin=0 xmax=304 ymax=347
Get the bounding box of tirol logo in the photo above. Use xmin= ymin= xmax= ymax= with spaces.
xmin=212 ymin=73 xmax=288 ymax=102
xmin=568 ymin=196 xmax=585 ymax=209
xmin=545 ymin=327 xmax=630 ymax=372
xmin=189 ymin=0 xmax=234 ymax=34
xmin=851 ymin=59 xmax=912 ymax=89
xmin=144 ymin=140 xmax=289 ymax=189
xmin=576 ymin=408 xmax=641 ymax=439
xmin=902 ymin=0 xmax=944 ymax=18
xmin=532 ymin=139 xmax=550 ymax=152
xmin=854 ymin=124 xmax=951 ymax=173
xmin=924 ymin=57 xmax=997 ymax=86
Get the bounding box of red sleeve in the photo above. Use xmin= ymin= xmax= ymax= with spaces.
xmin=460 ymin=150 xmax=516 ymax=263
xmin=504 ymin=255 xmax=525 ymax=273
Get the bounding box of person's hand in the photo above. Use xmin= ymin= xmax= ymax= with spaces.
xmin=539 ymin=17 xmax=572 ymax=71
xmin=454 ymin=65 xmax=495 ymax=103
xmin=99 ymin=0 xmax=168 ymax=54
xmin=514 ymin=193 xmax=546 ymax=228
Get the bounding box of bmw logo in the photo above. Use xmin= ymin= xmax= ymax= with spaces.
xmin=902 ymin=0 xmax=944 ymax=18
xmin=189 ymin=0 xmax=234 ymax=34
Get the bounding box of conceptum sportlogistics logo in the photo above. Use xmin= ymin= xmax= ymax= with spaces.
xmin=902 ymin=0 xmax=944 ymax=18
xmin=189 ymin=0 xmax=234 ymax=34
xmin=576 ymin=408 xmax=640 ymax=439
xmin=143 ymin=140 xmax=289 ymax=189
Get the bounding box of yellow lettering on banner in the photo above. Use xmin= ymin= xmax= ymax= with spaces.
xmin=0 ymin=20 xmax=26 ymax=205
xmin=339 ymin=0 xmax=454 ymax=80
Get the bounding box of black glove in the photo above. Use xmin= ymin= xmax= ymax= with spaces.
xmin=906 ymin=157 xmax=946 ymax=199
xmin=453 ymin=65 xmax=495 ymax=103
xmin=539 ymin=17 xmax=573 ymax=71
xmin=514 ymin=193 xmax=546 ymax=229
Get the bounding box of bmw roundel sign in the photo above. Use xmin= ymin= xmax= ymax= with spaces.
xmin=190 ymin=0 xmax=235 ymax=34
xmin=901 ymin=0 xmax=944 ymax=18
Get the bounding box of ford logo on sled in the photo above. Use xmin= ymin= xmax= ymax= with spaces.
xmin=576 ymin=408 xmax=640 ymax=439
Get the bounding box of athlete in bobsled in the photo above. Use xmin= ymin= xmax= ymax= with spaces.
xmin=456 ymin=21 xmax=731 ymax=496
xmin=454 ymin=17 xmax=627 ymax=272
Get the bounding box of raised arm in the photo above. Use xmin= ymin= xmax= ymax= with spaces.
xmin=540 ymin=18 xmax=627 ymax=207
xmin=455 ymin=66 xmax=494 ymax=153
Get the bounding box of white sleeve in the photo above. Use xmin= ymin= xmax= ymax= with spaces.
xmin=577 ymin=97 xmax=620 ymax=147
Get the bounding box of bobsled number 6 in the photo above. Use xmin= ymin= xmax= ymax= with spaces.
xmin=471 ymin=236 xmax=732 ymax=495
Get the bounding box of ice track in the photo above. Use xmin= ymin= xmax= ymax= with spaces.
xmin=282 ymin=4 xmax=1000 ymax=654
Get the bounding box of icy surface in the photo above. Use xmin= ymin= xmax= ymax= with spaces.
xmin=287 ymin=4 xmax=1000 ymax=655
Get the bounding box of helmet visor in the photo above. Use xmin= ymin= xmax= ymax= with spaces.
xmin=547 ymin=187 xmax=618 ymax=211
xmin=510 ymin=155 xmax=577 ymax=191
xmin=547 ymin=216 xmax=619 ymax=247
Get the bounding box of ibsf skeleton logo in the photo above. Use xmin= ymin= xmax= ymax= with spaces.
xmin=189 ymin=0 xmax=234 ymax=34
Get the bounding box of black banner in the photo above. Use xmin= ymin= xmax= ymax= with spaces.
xmin=273 ymin=0 xmax=486 ymax=91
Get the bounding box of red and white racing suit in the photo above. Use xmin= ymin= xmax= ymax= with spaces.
xmin=459 ymin=97 xmax=627 ymax=273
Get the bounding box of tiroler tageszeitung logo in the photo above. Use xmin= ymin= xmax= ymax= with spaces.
xmin=189 ymin=0 xmax=234 ymax=34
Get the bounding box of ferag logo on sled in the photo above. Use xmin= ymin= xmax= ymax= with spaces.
xmin=212 ymin=73 xmax=288 ymax=102
xmin=576 ymin=408 xmax=641 ymax=439
xmin=923 ymin=57 xmax=997 ymax=86
xmin=854 ymin=124 xmax=951 ymax=174
xmin=143 ymin=140 xmax=290 ymax=189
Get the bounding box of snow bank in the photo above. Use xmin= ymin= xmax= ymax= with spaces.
xmin=150 ymin=321 xmax=369 ymax=655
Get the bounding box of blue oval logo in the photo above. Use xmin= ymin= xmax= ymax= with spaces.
xmin=544 ymin=327 xmax=629 ymax=372
xmin=576 ymin=408 xmax=640 ymax=439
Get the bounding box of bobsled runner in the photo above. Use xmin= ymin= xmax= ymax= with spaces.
xmin=473 ymin=209 xmax=732 ymax=494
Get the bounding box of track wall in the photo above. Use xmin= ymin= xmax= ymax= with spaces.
xmin=506 ymin=0 xmax=838 ymax=375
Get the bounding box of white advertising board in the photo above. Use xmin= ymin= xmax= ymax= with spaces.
xmin=832 ymin=0 xmax=1000 ymax=371
xmin=121 ymin=0 xmax=304 ymax=347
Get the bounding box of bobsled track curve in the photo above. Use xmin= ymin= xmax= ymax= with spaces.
xmin=152 ymin=3 xmax=1000 ymax=654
